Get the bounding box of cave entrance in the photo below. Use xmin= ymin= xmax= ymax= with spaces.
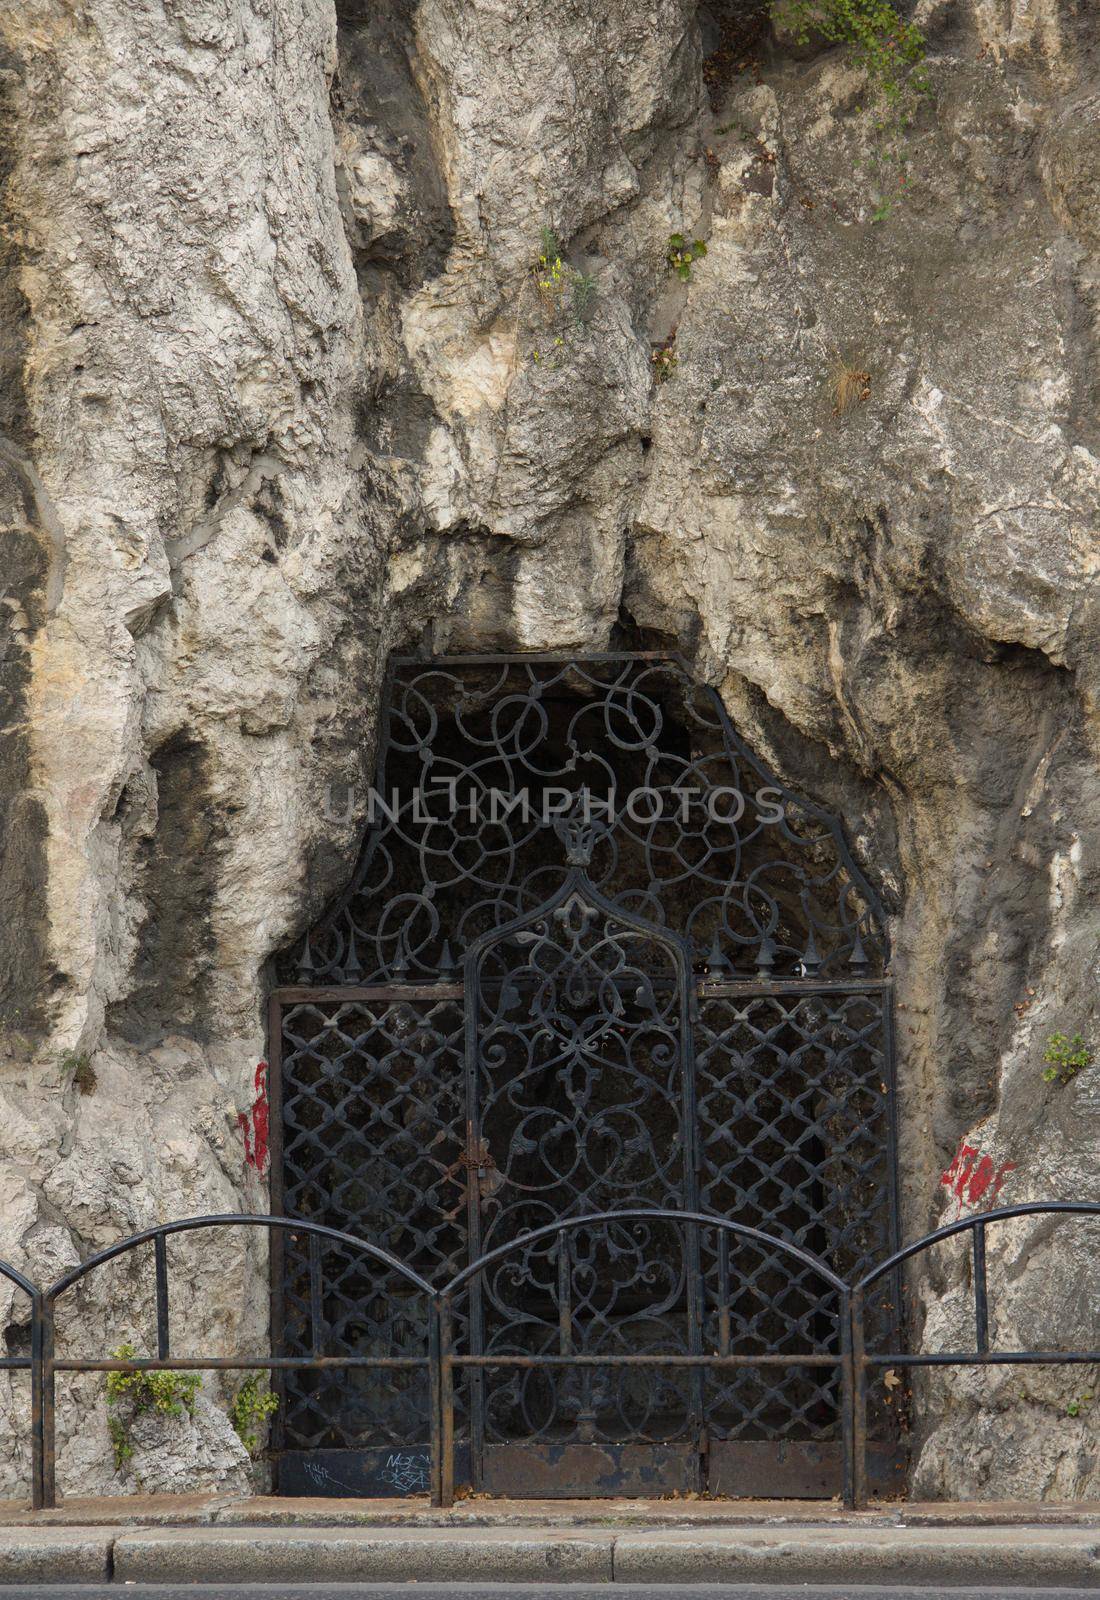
xmin=269 ymin=654 xmax=903 ymax=1500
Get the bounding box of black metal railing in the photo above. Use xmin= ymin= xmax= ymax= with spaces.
xmin=3 ymin=1202 xmax=1096 ymax=1510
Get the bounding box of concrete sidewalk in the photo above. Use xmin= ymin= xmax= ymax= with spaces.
xmin=0 ymin=1500 xmax=1099 ymax=1586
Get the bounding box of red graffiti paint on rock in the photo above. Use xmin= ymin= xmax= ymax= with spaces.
xmin=940 ymin=1139 xmax=1016 ymax=1218
xmin=238 ymin=1061 xmax=269 ymax=1173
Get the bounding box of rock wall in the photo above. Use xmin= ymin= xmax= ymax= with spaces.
xmin=0 ymin=0 xmax=1097 ymax=1498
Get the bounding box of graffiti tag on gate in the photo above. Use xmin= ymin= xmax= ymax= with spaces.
xmin=379 ymin=1451 xmax=430 ymax=1493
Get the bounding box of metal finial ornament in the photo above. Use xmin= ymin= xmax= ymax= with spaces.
xmin=296 ymin=930 xmax=314 ymax=982
xmin=553 ymin=813 xmax=601 ymax=867
xmin=706 ymin=931 xmax=732 ymax=976
xmin=344 ymin=926 xmax=363 ymax=983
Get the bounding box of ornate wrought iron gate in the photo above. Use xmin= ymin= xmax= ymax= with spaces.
xmin=269 ymin=654 xmax=902 ymax=1498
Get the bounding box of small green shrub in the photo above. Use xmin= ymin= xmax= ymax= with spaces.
xmin=571 ymin=269 xmax=599 ymax=327
xmin=231 ymin=1375 xmax=279 ymax=1457
xmin=1042 ymin=1032 xmax=1091 ymax=1086
xmin=1067 ymin=1392 xmax=1093 ymax=1417
xmin=105 ymin=1343 xmax=201 ymax=1473
xmin=666 ymin=233 xmax=708 ymax=282
xmin=771 ymin=0 xmax=928 ymax=104
xmin=772 ymin=0 xmax=930 ymax=220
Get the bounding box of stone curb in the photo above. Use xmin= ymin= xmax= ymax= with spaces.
xmin=612 ymin=1526 xmax=1100 ymax=1586
xmin=111 ymin=1525 xmax=617 ymax=1583
xmin=0 ymin=1527 xmax=120 ymax=1583
xmin=4 ymin=1521 xmax=1100 ymax=1585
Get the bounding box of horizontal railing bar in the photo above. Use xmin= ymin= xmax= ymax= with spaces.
xmin=275 ymin=979 xmax=887 ymax=1003
xmin=863 ymin=1351 xmax=1100 ymax=1367
xmin=274 ymin=985 xmax=464 ymax=1003
xmin=698 ymin=979 xmax=891 ymax=996
xmin=52 ymin=1357 xmax=428 ymax=1372
xmin=0 ymin=1358 xmax=32 ymax=1370
xmin=448 ymin=1353 xmax=840 ymax=1368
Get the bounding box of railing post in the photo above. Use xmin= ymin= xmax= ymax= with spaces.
xmin=972 ymin=1221 xmax=989 ymax=1354
xmin=839 ymin=1286 xmax=855 ymax=1510
xmin=439 ymin=1296 xmax=455 ymax=1509
xmin=308 ymin=1234 xmax=324 ymax=1357
xmin=40 ymin=1300 xmax=56 ymax=1510
xmin=154 ymin=1234 xmax=170 ymax=1359
xmin=30 ymin=1293 xmax=43 ymax=1511
xmin=850 ymin=1283 xmax=868 ymax=1510
xmin=556 ymin=1229 xmax=572 ymax=1355
xmin=428 ymin=1299 xmax=443 ymax=1508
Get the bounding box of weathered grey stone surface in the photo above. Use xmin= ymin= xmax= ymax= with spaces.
xmin=0 ymin=0 xmax=1096 ymax=1501
xmin=0 ymin=1525 xmax=118 ymax=1581
xmin=611 ymin=1524 xmax=1100 ymax=1584
xmin=111 ymin=1524 xmax=618 ymax=1582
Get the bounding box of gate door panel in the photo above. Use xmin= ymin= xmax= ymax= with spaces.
xmin=272 ymin=992 xmax=469 ymax=1496
xmin=465 ymin=871 xmax=701 ymax=1495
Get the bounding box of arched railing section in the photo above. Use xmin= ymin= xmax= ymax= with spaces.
xmin=36 ymin=1216 xmax=433 ymax=1510
xmin=850 ymin=1202 xmax=1100 ymax=1506
xmin=0 ymin=1202 xmax=1095 ymax=1510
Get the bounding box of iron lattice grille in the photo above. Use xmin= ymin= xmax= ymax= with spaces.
xmin=284 ymin=655 xmax=887 ymax=986
xmin=695 ymin=986 xmax=898 ymax=1444
xmin=277 ymin=996 xmax=466 ymax=1452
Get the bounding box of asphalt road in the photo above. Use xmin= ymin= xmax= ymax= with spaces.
xmin=1 ymin=1585 xmax=1094 ymax=1598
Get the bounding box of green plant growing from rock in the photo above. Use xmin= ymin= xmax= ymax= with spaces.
xmin=105 ymin=1343 xmax=201 ymax=1473
xmin=570 ymin=269 xmax=598 ymax=329
xmin=771 ymin=0 xmax=927 ymax=103
xmin=531 ymin=227 xmax=599 ymax=336
xmin=230 ymin=1375 xmax=279 ymax=1457
xmin=1066 ymin=1392 xmax=1093 ymax=1417
xmin=666 ymin=233 xmax=707 ymax=282
xmin=1042 ymin=1031 xmax=1091 ymax=1086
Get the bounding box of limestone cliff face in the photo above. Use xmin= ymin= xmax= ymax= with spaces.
xmin=0 ymin=0 xmax=1097 ymax=1498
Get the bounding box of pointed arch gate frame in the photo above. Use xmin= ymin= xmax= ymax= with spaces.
xmin=3 ymin=1202 xmax=1100 ymax=1508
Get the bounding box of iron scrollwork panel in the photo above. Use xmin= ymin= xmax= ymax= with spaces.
xmin=287 ymin=655 xmax=887 ymax=986
xmin=466 ymin=879 xmax=700 ymax=1460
